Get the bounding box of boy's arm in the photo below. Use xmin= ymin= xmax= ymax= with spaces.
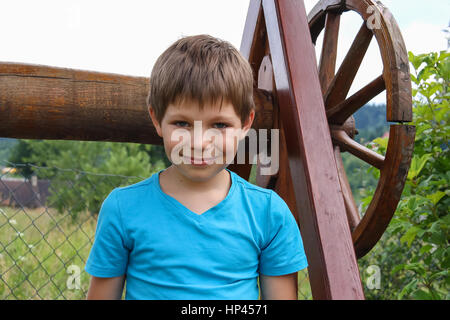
xmin=259 ymin=272 xmax=298 ymax=300
xmin=86 ymin=275 xmax=126 ymax=300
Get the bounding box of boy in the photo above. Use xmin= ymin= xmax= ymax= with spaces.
xmin=85 ymin=34 xmax=308 ymax=300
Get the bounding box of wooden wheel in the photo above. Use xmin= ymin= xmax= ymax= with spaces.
xmin=306 ymin=0 xmax=415 ymax=258
xmin=236 ymin=0 xmax=416 ymax=260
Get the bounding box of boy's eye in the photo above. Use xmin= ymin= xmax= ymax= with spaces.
xmin=173 ymin=121 xmax=229 ymax=129
xmin=174 ymin=121 xmax=189 ymax=127
xmin=213 ymin=123 xmax=228 ymax=129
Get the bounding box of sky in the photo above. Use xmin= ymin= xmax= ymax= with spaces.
xmin=0 ymin=0 xmax=448 ymax=104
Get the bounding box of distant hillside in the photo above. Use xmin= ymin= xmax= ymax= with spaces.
xmin=342 ymin=102 xmax=389 ymax=205
xmin=353 ymin=103 xmax=389 ymax=143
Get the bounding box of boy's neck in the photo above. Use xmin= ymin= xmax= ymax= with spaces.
xmin=160 ymin=165 xmax=230 ymax=195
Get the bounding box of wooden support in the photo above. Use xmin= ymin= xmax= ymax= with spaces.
xmin=227 ymin=3 xmax=271 ymax=180
xmin=0 ymin=62 xmax=274 ymax=144
xmin=327 ymin=75 xmax=386 ymax=125
xmin=318 ymin=12 xmax=340 ymax=94
xmin=324 ymin=22 xmax=373 ymax=109
xmin=263 ymin=0 xmax=364 ymax=299
xmin=331 ymin=129 xmax=385 ymax=170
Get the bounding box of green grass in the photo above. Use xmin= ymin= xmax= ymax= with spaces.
xmin=0 ymin=206 xmax=96 ymax=299
xmin=297 ymin=269 xmax=312 ymax=299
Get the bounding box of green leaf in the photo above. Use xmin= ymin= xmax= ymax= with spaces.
xmin=426 ymin=191 xmax=446 ymax=205
xmin=412 ymin=289 xmax=434 ymax=300
xmin=398 ymin=279 xmax=418 ymax=299
xmin=442 ymin=214 xmax=450 ymax=225
xmin=408 ymin=154 xmax=432 ymax=180
xmin=409 ymin=51 xmax=425 ymax=71
xmin=400 ymin=226 xmax=421 ymax=247
xmin=429 ymin=270 xmax=448 ymax=281
xmin=404 ymin=262 xmax=426 ymax=276
xmin=390 ymin=264 xmax=405 ymax=275
xmin=437 ymin=50 xmax=450 ymax=62
xmin=419 ymin=244 xmax=434 ymax=255
xmin=372 ymin=137 xmax=388 ymax=150
xmin=417 ymin=67 xmax=432 ymax=82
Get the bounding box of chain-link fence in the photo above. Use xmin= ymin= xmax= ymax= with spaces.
xmin=0 ymin=161 xmax=144 ymax=299
xmin=0 ymin=161 xmax=311 ymax=300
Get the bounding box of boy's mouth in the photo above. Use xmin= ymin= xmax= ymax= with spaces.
xmin=181 ymin=155 xmax=218 ymax=165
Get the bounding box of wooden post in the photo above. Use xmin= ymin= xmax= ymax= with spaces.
xmin=263 ymin=0 xmax=365 ymax=299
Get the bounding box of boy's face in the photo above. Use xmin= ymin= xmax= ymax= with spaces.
xmin=149 ymin=99 xmax=254 ymax=182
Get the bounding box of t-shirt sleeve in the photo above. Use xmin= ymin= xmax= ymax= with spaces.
xmin=258 ymin=191 xmax=308 ymax=276
xmin=85 ymin=189 xmax=129 ymax=277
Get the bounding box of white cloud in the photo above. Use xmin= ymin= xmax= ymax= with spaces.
xmin=402 ymin=21 xmax=448 ymax=55
xmin=0 ymin=0 xmax=250 ymax=76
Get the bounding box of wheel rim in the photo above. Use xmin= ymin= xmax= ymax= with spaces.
xmin=307 ymin=0 xmax=415 ymax=258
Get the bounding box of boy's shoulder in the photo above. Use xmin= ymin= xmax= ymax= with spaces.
xmin=232 ymin=170 xmax=273 ymax=197
xmin=232 ymin=172 xmax=294 ymax=224
xmin=232 ymin=171 xmax=292 ymax=210
xmin=230 ymin=170 xmax=281 ymax=208
xmin=112 ymin=175 xmax=154 ymax=198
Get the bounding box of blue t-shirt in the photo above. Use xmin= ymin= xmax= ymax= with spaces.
xmin=85 ymin=168 xmax=308 ymax=300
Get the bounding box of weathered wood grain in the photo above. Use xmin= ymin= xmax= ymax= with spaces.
xmin=0 ymin=62 xmax=274 ymax=144
xmin=264 ymin=0 xmax=364 ymax=299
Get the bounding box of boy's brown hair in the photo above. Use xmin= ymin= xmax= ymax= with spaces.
xmin=147 ymin=34 xmax=255 ymax=125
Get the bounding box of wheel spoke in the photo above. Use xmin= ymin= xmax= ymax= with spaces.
xmin=318 ymin=12 xmax=340 ymax=94
xmin=334 ymin=146 xmax=361 ymax=231
xmin=327 ymin=75 xmax=385 ymax=124
xmin=331 ymin=129 xmax=384 ymax=170
xmin=324 ymin=22 xmax=374 ymax=109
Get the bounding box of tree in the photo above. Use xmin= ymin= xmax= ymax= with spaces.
xmin=359 ymin=50 xmax=449 ymax=299
xmin=9 ymin=140 xmax=167 ymax=219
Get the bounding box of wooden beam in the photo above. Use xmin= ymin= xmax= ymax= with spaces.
xmin=0 ymin=62 xmax=274 ymax=143
xmin=318 ymin=12 xmax=340 ymax=94
xmin=263 ymin=0 xmax=364 ymax=299
xmin=324 ymin=22 xmax=373 ymax=109
xmin=228 ymin=0 xmax=266 ymax=180
xmin=331 ymin=129 xmax=385 ymax=170
xmin=327 ymin=75 xmax=385 ymax=125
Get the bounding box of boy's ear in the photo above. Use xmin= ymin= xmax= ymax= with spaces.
xmin=148 ymin=106 xmax=163 ymax=137
xmin=239 ymin=109 xmax=255 ymax=140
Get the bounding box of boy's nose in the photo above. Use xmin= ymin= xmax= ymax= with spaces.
xmin=191 ymin=121 xmax=215 ymax=150
xmin=191 ymin=135 xmax=214 ymax=159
